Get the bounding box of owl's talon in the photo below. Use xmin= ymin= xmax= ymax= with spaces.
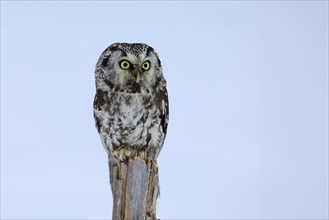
xmin=113 ymin=148 xmax=137 ymax=163
xmin=113 ymin=149 xmax=158 ymax=174
xmin=145 ymin=158 xmax=158 ymax=175
xmin=138 ymin=151 xmax=147 ymax=160
xmin=123 ymin=158 xmax=129 ymax=165
xmin=151 ymin=162 xmax=158 ymax=175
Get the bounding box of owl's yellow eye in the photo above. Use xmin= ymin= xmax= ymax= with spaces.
xmin=141 ymin=61 xmax=150 ymax=71
xmin=119 ymin=60 xmax=130 ymax=70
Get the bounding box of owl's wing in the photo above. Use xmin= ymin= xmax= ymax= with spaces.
xmin=93 ymin=91 xmax=114 ymax=191
xmin=158 ymin=87 xmax=169 ymax=140
xmin=93 ymin=94 xmax=101 ymax=133
xmin=93 ymin=89 xmax=108 ymax=133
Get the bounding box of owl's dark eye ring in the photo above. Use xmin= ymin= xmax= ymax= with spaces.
xmin=141 ymin=61 xmax=151 ymax=71
xmin=119 ymin=60 xmax=130 ymax=70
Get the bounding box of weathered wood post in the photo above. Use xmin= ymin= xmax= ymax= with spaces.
xmin=111 ymin=156 xmax=159 ymax=220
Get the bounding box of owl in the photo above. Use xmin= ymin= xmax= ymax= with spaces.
xmin=93 ymin=43 xmax=169 ymax=189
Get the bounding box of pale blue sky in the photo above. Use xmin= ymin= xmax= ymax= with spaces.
xmin=1 ymin=1 xmax=328 ymax=219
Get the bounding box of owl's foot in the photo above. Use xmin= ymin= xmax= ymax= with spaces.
xmin=138 ymin=152 xmax=158 ymax=175
xmin=113 ymin=149 xmax=158 ymax=174
xmin=146 ymin=158 xmax=158 ymax=175
xmin=113 ymin=148 xmax=138 ymax=164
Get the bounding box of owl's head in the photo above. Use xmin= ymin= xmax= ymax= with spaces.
xmin=95 ymin=43 xmax=165 ymax=93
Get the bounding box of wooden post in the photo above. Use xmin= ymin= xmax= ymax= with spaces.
xmin=111 ymin=156 xmax=159 ymax=220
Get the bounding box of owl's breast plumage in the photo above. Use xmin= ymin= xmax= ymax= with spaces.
xmin=94 ymin=89 xmax=167 ymax=158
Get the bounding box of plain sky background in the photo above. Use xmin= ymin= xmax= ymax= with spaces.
xmin=1 ymin=1 xmax=328 ymax=219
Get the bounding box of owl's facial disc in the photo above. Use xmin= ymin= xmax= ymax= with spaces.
xmin=95 ymin=43 xmax=165 ymax=95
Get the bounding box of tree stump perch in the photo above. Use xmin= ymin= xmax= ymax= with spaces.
xmin=111 ymin=156 xmax=159 ymax=220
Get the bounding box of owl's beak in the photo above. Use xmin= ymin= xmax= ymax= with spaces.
xmin=136 ymin=71 xmax=141 ymax=83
